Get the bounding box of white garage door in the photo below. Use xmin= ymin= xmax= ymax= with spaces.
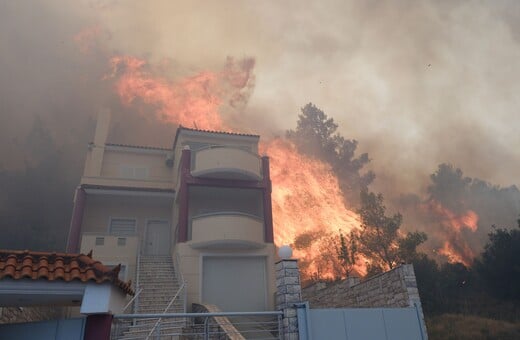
xmin=202 ymin=256 xmax=267 ymax=312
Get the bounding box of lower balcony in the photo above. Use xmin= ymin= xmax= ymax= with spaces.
xmin=189 ymin=212 xmax=265 ymax=249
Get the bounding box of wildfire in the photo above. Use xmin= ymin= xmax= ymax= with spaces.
xmin=108 ymin=56 xmax=223 ymax=130
xmin=109 ymin=55 xmax=363 ymax=278
xmin=261 ymin=139 xmax=360 ymax=245
xmin=426 ymin=200 xmax=479 ymax=266
xmin=261 ymin=138 xmax=362 ymax=276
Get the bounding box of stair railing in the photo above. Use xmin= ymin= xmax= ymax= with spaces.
xmin=135 ymin=242 xmax=142 ymax=315
xmin=122 ymin=288 xmax=143 ymax=313
xmin=145 ymin=281 xmax=186 ymax=340
xmin=173 ymin=253 xmax=187 ymax=313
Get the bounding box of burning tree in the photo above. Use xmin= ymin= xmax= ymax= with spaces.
xmin=286 ymin=103 xmax=375 ymax=205
xmin=336 ymin=231 xmax=359 ymax=277
xmin=357 ymin=190 xmax=427 ymax=271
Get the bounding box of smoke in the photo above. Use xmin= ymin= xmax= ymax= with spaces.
xmin=0 ymin=0 xmax=519 ymax=258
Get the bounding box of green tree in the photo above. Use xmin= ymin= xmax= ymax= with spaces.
xmin=428 ymin=163 xmax=471 ymax=212
xmin=397 ymin=231 xmax=428 ymax=263
xmin=336 ymin=231 xmax=359 ymax=277
xmin=357 ymin=190 xmax=427 ymax=271
xmin=287 ymin=103 xmax=375 ymax=204
xmin=475 ymin=220 xmax=520 ymax=301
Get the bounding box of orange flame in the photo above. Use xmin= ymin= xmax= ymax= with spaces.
xmin=427 ymin=200 xmax=479 ymax=266
xmin=109 ymin=56 xmax=223 ymax=130
xmin=261 ymin=139 xmax=360 ymax=245
xmin=109 ymin=55 xmax=364 ymax=278
xmin=262 ymin=138 xmax=364 ymax=277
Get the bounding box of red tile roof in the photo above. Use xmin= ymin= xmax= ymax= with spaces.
xmin=0 ymin=249 xmax=134 ymax=295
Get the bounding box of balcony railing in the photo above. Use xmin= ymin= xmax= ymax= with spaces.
xmin=189 ymin=212 xmax=265 ymax=248
xmin=191 ymin=146 xmax=262 ymax=180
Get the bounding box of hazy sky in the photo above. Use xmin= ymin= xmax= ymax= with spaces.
xmin=1 ymin=0 xmax=519 ymax=195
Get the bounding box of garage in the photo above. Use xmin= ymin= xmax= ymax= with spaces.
xmin=202 ymin=256 xmax=267 ymax=312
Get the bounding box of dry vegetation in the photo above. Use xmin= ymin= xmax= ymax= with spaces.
xmin=427 ymin=314 xmax=520 ymax=340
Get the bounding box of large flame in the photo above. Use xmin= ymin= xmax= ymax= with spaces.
xmin=426 ymin=200 xmax=479 ymax=266
xmin=109 ymin=56 xmax=223 ymax=130
xmin=261 ymin=138 xmax=363 ymax=277
xmin=109 ymin=55 xmax=363 ymax=278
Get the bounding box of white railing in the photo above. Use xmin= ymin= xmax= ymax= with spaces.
xmin=113 ymin=311 xmax=283 ymax=340
xmin=134 ymin=243 xmax=142 ymax=314
xmin=145 ymin=281 xmax=187 ymax=340
xmin=122 ymin=288 xmax=142 ymax=314
xmin=173 ymin=253 xmax=187 ymax=313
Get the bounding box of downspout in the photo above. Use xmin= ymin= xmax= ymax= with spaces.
xmin=66 ymin=187 xmax=86 ymax=253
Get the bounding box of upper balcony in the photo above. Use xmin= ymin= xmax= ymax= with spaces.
xmin=191 ymin=146 xmax=262 ymax=181
xmin=189 ymin=212 xmax=265 ymax=249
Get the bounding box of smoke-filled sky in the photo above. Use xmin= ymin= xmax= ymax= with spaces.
xmin=1 ymin=0 xmax=519 ymax=195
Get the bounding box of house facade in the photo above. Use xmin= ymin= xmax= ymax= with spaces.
xmin=66 ymin=110 xmax=277 ymax=312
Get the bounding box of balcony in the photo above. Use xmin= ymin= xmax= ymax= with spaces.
xmin=189 ymin=212 xmax=265 ymax=248
xmin=191 ymin=146 xmax=262 ymax=180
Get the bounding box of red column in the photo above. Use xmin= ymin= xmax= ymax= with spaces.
xmin=262 ymin=156 xmax=274 ymax=243
xmin=66 ymin=187 xmax=86 ymax=252
xmin=84 ymin=314 xmax=113 ymax=340
xmin=178 ymin=149 xmax=191 ymax=242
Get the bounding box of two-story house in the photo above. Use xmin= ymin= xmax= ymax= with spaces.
xmin=66 ymin=110 xmax=277 ymax=314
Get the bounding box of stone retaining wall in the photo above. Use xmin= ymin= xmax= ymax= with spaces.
xmin=302 ymin=264 xmax=421 ymax=309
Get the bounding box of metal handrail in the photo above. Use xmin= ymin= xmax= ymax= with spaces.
xmin=145 ymin=281 xmax=186 ymax=340
xmin=135 ymin=243 xmax=142 ymax=314
xmin=173 ymin=253 xmax=187 ymax=313
xmin=115 ymin=311 xmax=284 ymax=319
xmin=122 ymin=288 xmax=143 ymax=313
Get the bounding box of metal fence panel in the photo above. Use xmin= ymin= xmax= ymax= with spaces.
xmin=382 ymin=308 xmax=424 ymax=340
xmin=308 ymin=309 xmax=348 ymax=339
xmin=304 ymin=307 xmax=425 ymax=340
xmin=344 ymin=309 xmax=388 ymax=340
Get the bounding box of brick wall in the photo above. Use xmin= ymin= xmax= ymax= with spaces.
xmin=0 ymin=306 xmax=64 ymax=325
xmin=302 ymin=264 xmax=421 ymax=309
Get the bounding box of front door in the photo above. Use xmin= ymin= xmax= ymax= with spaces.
xmin=145 ymin=220 xmax=170 ymax=255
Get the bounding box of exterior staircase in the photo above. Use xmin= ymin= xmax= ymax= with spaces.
xmin=118 ymin=255 xmax=186 ymax=340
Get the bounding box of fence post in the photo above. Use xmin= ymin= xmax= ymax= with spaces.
xmin=275 ymin=259 xmax=302 ymax=340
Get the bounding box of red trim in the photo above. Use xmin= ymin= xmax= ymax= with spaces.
xmin=84 ymin=314 xmax=113 ymax=340
xmin=177 ymin=151 xmax=274 ymax=244
xmin=262 ymin=157 xmax=274 ymax=243
xmin=66 ymin=187 xmax=86 ymax=253
xmin=177 ymin=149 xmax=191 ymax=242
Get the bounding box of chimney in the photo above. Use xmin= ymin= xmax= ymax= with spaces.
xmin=85 ymin=109 xmax=111 ymax=177
xmin=93 ymin=108 xmax=111 ymax=146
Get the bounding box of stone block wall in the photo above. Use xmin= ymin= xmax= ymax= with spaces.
xmin=302 ymin=264 xmax=427 ymax=336
xmin=0 ymin=306 xmax=64 ymax=324
xmin=275 ymin=259 xmax=302 ymax=340
xmin=302 ymin=264 xmax=420 ymax=309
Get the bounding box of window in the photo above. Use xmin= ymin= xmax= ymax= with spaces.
xmin=117 ymin=237 xmax=127 ymax=246
xmin=119 ymin=165 xmax=149 ymax=180
xmin=110 ymin=218 xmax=137 ymax=236
xmin=95 ymin=237 xmax=105 ymax=246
